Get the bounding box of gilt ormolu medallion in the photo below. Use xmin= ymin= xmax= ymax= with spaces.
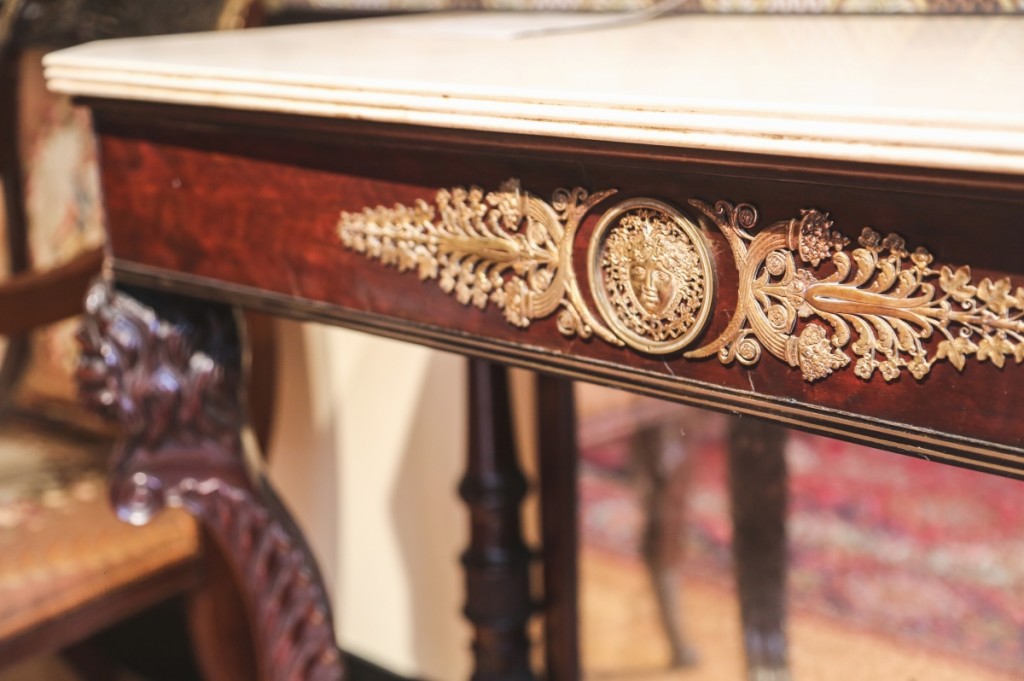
xmin=588 ymin=199 xmax=715 ymax=354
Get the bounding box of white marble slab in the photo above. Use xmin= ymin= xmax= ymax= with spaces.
xmin=43 ymin=13 xmax=1024 ymax=174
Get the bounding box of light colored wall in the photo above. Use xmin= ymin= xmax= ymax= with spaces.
xmin=267 ymin=321 xmax=473 ymax=681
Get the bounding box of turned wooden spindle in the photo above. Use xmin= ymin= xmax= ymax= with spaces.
xmin=460 ymin=359 xmax=535 ymax=681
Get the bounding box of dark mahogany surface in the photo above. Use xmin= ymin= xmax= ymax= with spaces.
xmin=91 ymin=101 xmax=1024 ymax=477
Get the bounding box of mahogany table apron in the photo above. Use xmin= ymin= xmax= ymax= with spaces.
xmin=81 ymin=103 xmax=1024 ymax=474
xmin=76 ymin=101 xmax=1024 ymax=681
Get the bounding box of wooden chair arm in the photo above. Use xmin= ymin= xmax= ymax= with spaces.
xmin=0 ymin=247 xmax=104 ymax=336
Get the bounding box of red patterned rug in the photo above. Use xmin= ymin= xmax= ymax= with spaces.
xmin=579 ymin=419 xmax=1024 ymax=675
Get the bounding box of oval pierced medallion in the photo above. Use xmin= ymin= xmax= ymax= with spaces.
xmin=588 ymin=199 xmax=715 ymax=354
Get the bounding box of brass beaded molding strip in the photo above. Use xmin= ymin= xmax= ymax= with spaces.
xmin=337 ymin=179 xmax=1024 ymax=383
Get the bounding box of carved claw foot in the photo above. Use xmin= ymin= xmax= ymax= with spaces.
xmin=77 ymin=280 xmax=344 ymax=681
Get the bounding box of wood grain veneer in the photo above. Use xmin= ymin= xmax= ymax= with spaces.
xmin=90 ymin=103 xmax=1024 ymax=478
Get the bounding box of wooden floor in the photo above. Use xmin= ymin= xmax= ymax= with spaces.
xmin=580 ymin=548 xmax=1020 ymax=681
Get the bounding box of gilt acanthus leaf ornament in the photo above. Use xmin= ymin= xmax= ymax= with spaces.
xmin=337 ymin=181 xmax=1022 ymax=384
xmin=338 ymin=179 xmax=623 ymax=344
xmin=686 ymin=200 xmax=1024 ymax=382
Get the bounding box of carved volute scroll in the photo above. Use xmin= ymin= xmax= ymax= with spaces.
xmin=77 ymin=280 xmax=343 ymax=681
xmin=338 ymin=181 xmax=1023 ymax=384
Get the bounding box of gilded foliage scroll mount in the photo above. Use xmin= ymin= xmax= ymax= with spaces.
xmin=337 ymin=179 xmax=1023 ymax=383
xmin=686 ymin=200 xmax=1024 ymax=382
xmin=338 ymin=179 xmax=624 ymax=345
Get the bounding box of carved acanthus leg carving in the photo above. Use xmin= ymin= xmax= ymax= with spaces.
xmin=727 ymin=418 xmax=790 ymax=681
xmin=461 ymin=359 xmax=536 ymax=681
xmin=76 ymin=280 xmax=343 ymax=681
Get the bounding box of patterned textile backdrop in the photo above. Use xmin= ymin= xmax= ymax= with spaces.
xmin=3 ymin=0 xmax=248 ymax=423
xmin=8 ymin=49 xmax=106 ymax=421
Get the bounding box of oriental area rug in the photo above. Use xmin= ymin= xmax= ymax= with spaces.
xmin=576 ymin=397 xmax=1024 ymax=680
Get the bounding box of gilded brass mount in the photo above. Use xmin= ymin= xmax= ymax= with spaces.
xmin=687 ymin=200 xmax=1024 ymax=382
xmin=337 ymin=180 xmax=1023 ymax=383
xmin=588 ymin=198 xmax=715 ymax=354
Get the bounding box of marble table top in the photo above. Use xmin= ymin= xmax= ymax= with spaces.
xmin=44 ymin=14 xmax=1024 ymax=173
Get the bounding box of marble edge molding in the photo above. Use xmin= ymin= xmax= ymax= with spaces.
xmin=42 ymin=52 xmax=1024 ymax=131
xmin=43 ymin=66 xmax=1024 ymax=175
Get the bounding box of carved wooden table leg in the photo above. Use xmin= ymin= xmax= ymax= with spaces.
xmin=727 ymin=418 xmax=790 ymax=681
xmin=536 ymin=374 xmax=579 ymax=681
xmin=76 ymin=280 xmax=344 ymax=681
xmin=633 ymin=421 xmax=698 ymax=669
xmin=460 ymin=359 xmax=536 ymax=681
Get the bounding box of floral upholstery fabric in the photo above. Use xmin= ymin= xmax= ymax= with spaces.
xmin=5 ymin=50 xmax=106 ymax=421
xmin=4 ymin=0 xmax=247 ymax=422
xmin=18 ymin=51 xmax=105 ymax=274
